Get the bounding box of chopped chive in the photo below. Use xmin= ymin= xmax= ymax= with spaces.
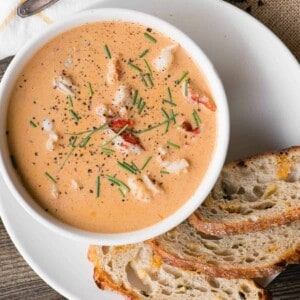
xmin=161 ymin=107 xmax=169 ymax=120
xmin=162 ymin=99 xmax=176 ymax=107
xmin=139 ymin=73 xmax=148 ymax=87
xmin=105 ymin=175 xmax=130 ymax=192
xmin=193 ymin=109 xmax=202 ymax=127
xmin=59 ymin=147 xmax=75 ymax=171
xmin=137 ymin=97 xmax=143 ymax=109
xmin=65 ymin=124 xmax=108 ymax=136
xmin=67 ymin=95 xmax=73 ymax=108
xmin=144 ymin=59 xmax=152 ymax=75
xmin=102 ymin=147 xmax=115 ymax=155
xmin=176 ymin=71 xmax=189 ymax=84
xmin=141 ymin=156 xmax=152 ymax=170
xmin=104 ymin=44 xmax=111 ymax=59
xmin=132 ymin=90 xmax=138 ymax=105
xmin=10 ymin=155 xmax=17 ymax=169
xmin=128 ymin=62 xmax=142 ymax=72
xmin=96 ymin=176 xmax=100 ymax=198
xmin=45 ymin=172 xmax=57 ymax=184
xmin=87 ymin=82 xmax=93 ymax=97
xmin=160 ymin=170 xmax=170 ymax=175
xmin=145 ymin=73 xmax=154 ymax=87
xmin=117 ymin=161 xmax=136 ymax=174
xmin=79 ymin=135 xmax=91 ymax=148
xmin=138 ymin=101 xmax=146 ymax=115
xmin=167 ymin=140 xmax=180 ymax=149
xmin=29 ymin=120 xmax=37 ymax=128
xmin=184 ymin=79 xmax=189 ymax=96
xmin=133 ymin=120 xmax=168 ymax=134
xmin=139 ymin=49 xmax=149 ymax=58
xmin=71 ymin=136 xmax=77 ymax=147
xmin=164 ymin=120 xmax=170 ymax=134
xmin=144 ymin=32 xmax=157 ymax=43
xmin=131 ymin=161 xmax=140 ymax=173
xmin=70 ymin=109 xmax=79 ymax=121
xmin=118 ymin=188 xmax=125 ymax=198
xmin=102 ymin=124 xmax=128 ymax=148
xmin=170 ymin=109 xmax=177 ymax=124
xmin=167 ymin=87 xmax=173 ymax=101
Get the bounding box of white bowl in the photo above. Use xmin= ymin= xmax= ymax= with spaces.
xmin=0 ymin=8 xmax=229 ymax=245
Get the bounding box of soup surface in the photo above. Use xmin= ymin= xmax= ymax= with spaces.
xmin=7 ymin=21 xmax=216 ymax=233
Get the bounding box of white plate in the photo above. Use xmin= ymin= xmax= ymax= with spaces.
xmin=1 ymin=0 xmax=299 ymax=299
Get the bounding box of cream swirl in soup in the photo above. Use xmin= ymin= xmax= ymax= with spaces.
xmin=7 ymin=22 xmax=216 ymax=233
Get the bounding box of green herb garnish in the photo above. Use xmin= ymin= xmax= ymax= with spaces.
xmin=161 ymin=107 xmax=169 ymax=120
xmin=128 ymin=62 xmax=142 ymax=72
xmin=139 ymin=49 xmax=149 ymax=58
xmin=144 ymin=59 xmax=152 ymax=75
xmin=101 ymin=124 xmax=128 ymax=148
xmin=65 ymin=124 xmax=108 ymax=136
xmin=67 ymin=95 xmax=73 ymax=108
xmin=104 ymin=44 xmax=111 ymax=59
xmin=144 ymin=32 xmax=157 ymax=43
xmin=192 ymin=109 xmax=202 ymax=127
xmin=118 ymin=188 xmax=125 ymax=198
xmin=29 ymin=120 xmax=37 ymax=128
xmin=79 ymin=135 xmax=91 ymax=148
xmin=131 ymin=161 xmax=140 ymax=173
xmin=167 ymin=141 xmax=180 ymax=149
xmin=45 ymin=172 xmax=57 ymax=184
xmin=184 ymin=79 xmax=189 ymax=96
xmin=137 ymin=97 xmax=143 ymax=109
xmin=141 ymin=156 xmax=152 ymax=170
xmin=163 ymin=87 xmax=175 ymax=106
xmin=70 ymin=109 xmax=79 ymax=122
xmin=132 ymin=90 xmax=138 ymax=105
xmin=102 ymin=147 xmax=115 ymax=155
xmin=176 ymin=71 xmax=189 ymax=84
xmin=145 ymin=73 xmax=154 ymax=87
xmin=117 ymin=161 xmax=138 ymax=174
xmin=139 ymin=73 xmax=148 ymax=87
xmin=59 ymin=147 xmax=75 ymax=171
xmin=162 ymin=99 xmax=176 ymax=107
xmin=160 ymin=170 xmax=170 ymax=175
xmin=167 ymin=87 xmax=173 ymax=101
xmin=138 ymin=102 xmax=146 ymax=115
xmin=105 ymin=175 xmax=130 ymax=192
xmin=170 ymin=109 xmax=177 ymax=124
xmin=71 ymin=136 xmax=77 ymax=147
xmin=133 ymin=109 xmax=178 ymax=134
xmin=96 ymin=176 xmax=100 ymax=198
xmin=87 ymin=82 xmax=93 ymax=97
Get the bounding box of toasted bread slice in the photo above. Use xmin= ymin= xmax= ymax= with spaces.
xmin=190 ymin=146 xmax=300 ymax=235
xmin=152 ymin=221 xmax=300 ymax=279
xmin=88 ymin=243 xmax=268 ymax=299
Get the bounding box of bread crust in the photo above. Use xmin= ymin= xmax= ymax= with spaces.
xmin=150 ymin=239 xmax=300 ymax=279
xmin=189 ymin=209 xmax=300 ymax=236
xmin=88 ymin=245 xmax=140 ymax=300
xmin=190 ymin=146 xmax=300 ymax=236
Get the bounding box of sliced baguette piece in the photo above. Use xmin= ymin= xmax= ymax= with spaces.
xmin=152 ymin=221 xmax=300 ymax=279
xmin=190 ymin=146 xmax=300 ymax=235
xmin=88 ymin=243 xmax=268 ymax=300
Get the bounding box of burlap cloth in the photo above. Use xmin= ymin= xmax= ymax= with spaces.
xmin=226 ymin=0 xmax=299 ymax=60
xmin=0 ymin=1 xmax=299 ymax=299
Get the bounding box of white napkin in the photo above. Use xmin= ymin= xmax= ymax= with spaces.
xmin=0 ymin=0 xmax=102 ymax=60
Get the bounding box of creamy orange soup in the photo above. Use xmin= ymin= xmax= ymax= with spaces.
xmin=7 ymin=21 xmax=216 ymax=233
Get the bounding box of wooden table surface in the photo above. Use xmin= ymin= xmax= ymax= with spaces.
xmin=0 ymin=1 xmax=299 ymax=299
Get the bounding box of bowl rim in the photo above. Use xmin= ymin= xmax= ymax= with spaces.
xmin=0 ymin=7 xmax=229 ymax=245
